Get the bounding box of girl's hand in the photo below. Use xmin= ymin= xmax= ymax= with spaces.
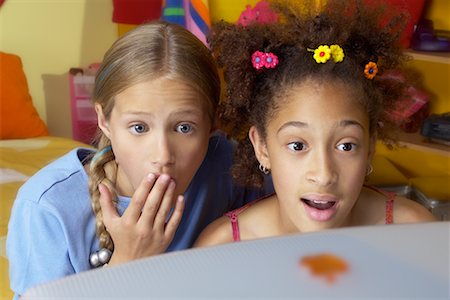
xmin=98 ymin=173 xmax=184 ymax=265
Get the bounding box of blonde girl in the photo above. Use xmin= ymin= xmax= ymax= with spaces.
xmin=7 ymin=21 xmax=271 ymax=298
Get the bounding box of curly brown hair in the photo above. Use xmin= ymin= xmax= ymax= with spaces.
xmin=210 ymin=0 xmax=410 ymax=187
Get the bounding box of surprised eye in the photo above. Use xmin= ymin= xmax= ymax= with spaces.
xmin=337 ymin=143 xmax=355 ymax=152
xmin=176 ymin=123 xmax=193 ymax=134
xmin=287 ymin=142 xmax=305 ymax=151
xmin=130 ymin=123 xmax=148 ymax=134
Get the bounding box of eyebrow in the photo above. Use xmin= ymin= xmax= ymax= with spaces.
xmin=277 ymin=121 xmax=307 ymax=134
xmin=170 ymin=109 xmax=204 ymax=118
xmin=338 ymin=120 xmax=366 ymax=131
xmin=277 ymin=119 xmax=365 ymax=133
xmin=121 ymin=109 xmax=204 ymax=118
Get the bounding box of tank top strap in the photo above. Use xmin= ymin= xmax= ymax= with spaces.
xmin=385 ymin=196 xmax=394 ymax=225
xmin=225 ymin=194 xmax=273 ymax=242
xmin=225 ymin=210 xmax=241 ymax=241
xmin=364 ymin=185 xmax=395 ymax=224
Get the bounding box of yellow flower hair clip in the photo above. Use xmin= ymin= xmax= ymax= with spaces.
xmin=308 ymin=44 xmax=344 ymax=64
xmin=330 ymin=45 xmax=344 ymax=63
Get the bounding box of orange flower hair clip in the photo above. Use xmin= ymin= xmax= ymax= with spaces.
xmin=364 ymin=61 xmax=378 ymax=79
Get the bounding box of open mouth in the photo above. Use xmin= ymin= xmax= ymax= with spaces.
xmin=302 ymin=199 xmax=336 ymax=210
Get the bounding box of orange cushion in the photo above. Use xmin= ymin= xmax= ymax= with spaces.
xmin=0 ymin=52 xmax=48 ymax=139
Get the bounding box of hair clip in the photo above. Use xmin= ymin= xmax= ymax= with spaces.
xmin=307 ymin=45 xmax=344 ymax=64
xmin=91 ymin=145 xmax=112 ymax=165
xmin=364 ymin=61 xmax=378 ymax=79
xmin=252 ymin=51 xmax=279 ymax=70
xmin=89 ymin=248 xmax=112 ymax=268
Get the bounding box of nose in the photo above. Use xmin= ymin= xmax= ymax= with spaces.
xmin=305 ymin=148 xmax=337 ymax=187
xmin=151 ymin=133 xmax=174 ymax=169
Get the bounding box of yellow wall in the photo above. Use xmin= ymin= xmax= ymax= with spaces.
xmin=407 ymin=59 xmax=450 ymax=114
xmin=425 ymin=0 xmax=450 ymax=31
xmin=209 ymin=0 xmax=259 ymax=23
xmin=0 ymin=0 xmax=117 ymax=135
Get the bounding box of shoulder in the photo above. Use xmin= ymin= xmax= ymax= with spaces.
xmin=194 ymin=215 xmax=234 ymax=247
xmin=393 ymin=195 xmax=437 ymax=223
xmin=356 ymin=186 xmax=436 ymax=225
xmin=194 ymin=195 xmax=276 ymax=247
xmin=15 ymin=148 xmax=93 ymax=214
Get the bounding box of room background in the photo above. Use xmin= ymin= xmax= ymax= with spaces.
xmin=0 ymin=1 xmax=449 ymax=299
xmin=0 ymin=0 xmax=264 ymax=138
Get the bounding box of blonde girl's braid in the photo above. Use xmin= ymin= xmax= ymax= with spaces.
xmin=86 ymin=21 xmax=220 ymax=253
xmin=88 ymin=134 xmax=117 ymax=251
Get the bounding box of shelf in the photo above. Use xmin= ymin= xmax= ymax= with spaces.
xmin=405 ymin=50 xmax=450 ymax=64
xmin=397 ymin=131 xmax=450 ymax=157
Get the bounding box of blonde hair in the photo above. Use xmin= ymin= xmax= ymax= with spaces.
xmin=88 ymin=21 xmax=220 ymax=251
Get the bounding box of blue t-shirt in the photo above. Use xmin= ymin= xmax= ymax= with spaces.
xmin=7 ymin=133 xmax=272 ymax=298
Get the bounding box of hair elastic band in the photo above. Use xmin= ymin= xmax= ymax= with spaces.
xmin=91 ymin=145 xmax=112 ymax=164
xmin=89 ymin=248 xmax=112 ymax=268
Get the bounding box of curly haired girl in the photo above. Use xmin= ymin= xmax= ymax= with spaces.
xmin=196 ymin=0 xmax=435 ymax=246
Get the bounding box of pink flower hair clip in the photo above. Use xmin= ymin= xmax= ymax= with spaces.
xmin=252 ymin=51 xmax=279 ymax=70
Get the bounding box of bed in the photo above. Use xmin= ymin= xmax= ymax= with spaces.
xmin=0 ymin=137 xmax=90 ymax=299
xmin=0 ymin=51 xmax=92 ymax=299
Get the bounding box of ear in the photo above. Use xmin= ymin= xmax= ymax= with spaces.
xmin=95 ymin=103 xmax=111 ymax=139
xmin=248 ymin=126 xmax=271 ymax=169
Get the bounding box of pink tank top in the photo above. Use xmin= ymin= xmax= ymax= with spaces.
xmin=225 ymin=185 xmax=395 ymax=242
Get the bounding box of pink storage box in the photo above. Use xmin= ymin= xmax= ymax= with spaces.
xmin=68 ymin=70 xmax=98 ymax=144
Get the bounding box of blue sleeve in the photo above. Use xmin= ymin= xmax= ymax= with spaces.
xmin=7 ymin=198 xmax=74 ymax=297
